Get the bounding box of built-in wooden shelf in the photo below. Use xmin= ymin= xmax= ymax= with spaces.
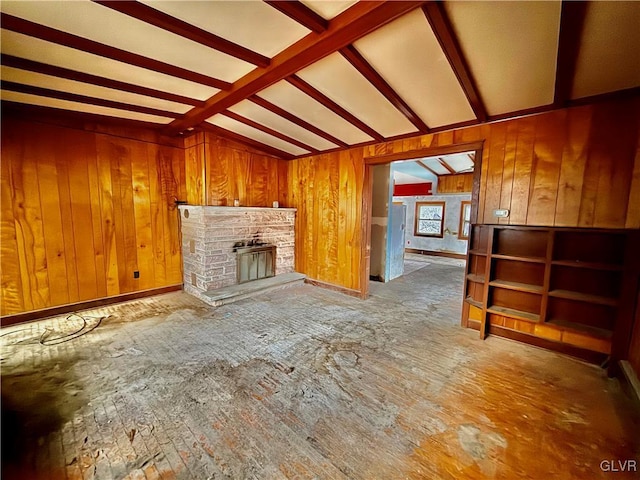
xmin=467 ymin=274 xmax=485 ymax=283
xmin=487 ymin=305 xmax=540 ymax=323
xmin=492 ymin=254 xmax=546 ymax=264
xmin=551 ymin=260 xmax=624 ymax=271
xmin=489 ymin=279 xmax=543 ymax=294
xmin=548 ymin=289 xmax=618 ymax=307
xmin=462 ymin=224 xmax=639 ymax=369
xmin=465 ymin=297 xmax=482 ymax=308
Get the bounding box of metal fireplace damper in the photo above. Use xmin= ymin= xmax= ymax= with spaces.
xmin=234 ymin=240 xmax=276 ymax=284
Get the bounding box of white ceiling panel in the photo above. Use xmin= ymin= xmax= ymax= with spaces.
xmin=141 ymin=0 xmax=310 ymax=58
xmin=433 ymin=153 xmax=475 ymax=173
xmin=1 ymin=66 xmax=191 ymax=114
xmin=353 ymin=9 xmax=475 ymax=128
xmin=228 ymin=100 xmax=339 ymax=151
xmin=0 ymin=0 xmax=254 ymax=82
xmin=296 ymin=52 xmax=418 ymax=138
xmin=1 ymin=30 xmax=219 ymax=101
xmin=207 ymin=114 xmax=310 ymax=157
xmin=300 ymin=1 xmax=358 ymax=20
xmin=421 ymin=158 xmax=449 ymax=176
xmin=444 ymin=1 xmax=561 ymax=115
xmin=1 ymin=90 xmax=172 ymax=124
xmin=571 ymin=1 xmax=640 ymax=99
xmin=257 ymin=80 xmax=373 ymax=145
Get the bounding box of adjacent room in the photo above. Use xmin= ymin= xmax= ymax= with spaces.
xmin=1 ymin=1 xmax=639 ymax=479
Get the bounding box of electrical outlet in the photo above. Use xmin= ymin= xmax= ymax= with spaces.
xmin=133 ymin=271 xmax=140 ymax=279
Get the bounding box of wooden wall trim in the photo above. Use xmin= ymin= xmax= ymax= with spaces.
xmin=619 ymin=361 xmax=640 ymax=405
xmin=304 ymin=278 xmax=362 ymax=299
xmin=405 ymin=248 xmax=466 ymax=260
xmin=1 ymin=285 xmax=183 ymax=327
xmin=490 ymin=325 xmax=608 ymax=365
xmin=364 ymin=141 xmax=485 ymax=164
xmin=360 ymin=164 xmax=373 ymax=299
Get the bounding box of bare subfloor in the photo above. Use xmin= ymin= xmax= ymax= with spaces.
xmin=2 ymin=256 xmax=638 ymax=479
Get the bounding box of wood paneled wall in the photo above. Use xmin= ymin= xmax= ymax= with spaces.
xmin=1 ymin=118 xmax=186 ymax=316
xmin=629 ymin=289 xmax=640 ymax=376
xmin=287 ymin=150 xmax=366 ymax=293
xmin=185 ymin=132 xmax=288 ymax=208
xmin=290 ymin=98 xmax=640 ymax=293
xmin=437 ymin=173 xmax=474 ymax=193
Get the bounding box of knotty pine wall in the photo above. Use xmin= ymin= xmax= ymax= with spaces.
xmin=287 ymin=149 xmax=366 ymax=293
xmin=289 ymin=98 xmax=640 ymax=293
xmin=1 ymin=118 xmax=186 ymax=316
xmin=437 ymin=173 xmax=473 ymax=194
xmin=185 ymin=132 xmax=288 ymax=208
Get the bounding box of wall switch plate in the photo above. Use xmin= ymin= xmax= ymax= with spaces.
xmin=133 ymin=271 xmax=140 ymax=278
xmin=494 ymin=209 xmax=510 ymax=218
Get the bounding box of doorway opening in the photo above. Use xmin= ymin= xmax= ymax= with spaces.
xmin=369 ymin=150 xmax=476 ymax=284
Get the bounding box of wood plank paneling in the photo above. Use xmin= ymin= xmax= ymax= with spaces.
xmin=437 ymin=173 xmax=474 ymax=194
xmin=0 ymin=118 xmax=185 ymax=316
xmin=2 ymin=98 xmax=639 ymax=312
xmin=289 ymin=98 xmax=640 ymax=293
xmin=1 ymin=142 xmax=24 ymax=314
xmin=526 ymin=110 xmax=565 ymax=225
xmin=629 ymin=290 xmax=640 ymax=376
xmin=509 ymin=117 xmax=536 ymax=225
xmin=287 ymin=148 xmax=364 ymax=291
xmin=185 ymin=132 xmax=288 ymax=208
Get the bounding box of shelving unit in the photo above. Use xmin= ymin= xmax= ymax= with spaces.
xmin=462 ymin=225 xmax=640 ymax=368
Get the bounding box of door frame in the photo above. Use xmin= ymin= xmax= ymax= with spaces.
xmin=360 ymin=140 xmax=485 ymax=300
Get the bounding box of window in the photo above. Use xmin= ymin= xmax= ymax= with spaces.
xmin=459 ymin=201 xmax=472 ymax=240
xmin=415 ymin=201 xmax=445 ymax=237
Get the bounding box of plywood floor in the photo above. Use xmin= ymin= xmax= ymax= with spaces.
xmin=2 ymin=256 xmax=638 ymax=479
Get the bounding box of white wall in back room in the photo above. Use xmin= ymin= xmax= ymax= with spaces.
xmin=394 ymin=193 xmax=471 ymax=255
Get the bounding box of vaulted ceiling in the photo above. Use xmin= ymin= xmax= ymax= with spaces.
xmin=1 ymin=1 xmax=639 ymax=160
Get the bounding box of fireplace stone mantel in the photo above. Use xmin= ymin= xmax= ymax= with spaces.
xmin=178 ymin=205 xmax=296 ymax=303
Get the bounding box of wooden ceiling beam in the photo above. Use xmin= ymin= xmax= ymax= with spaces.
xmin=93 ymin=1 xmax=270 ymax=67
xmin=287 ymin=75 xmax=384 ymax=141
xmin=1 ymin=54 xmax=205 ymax=107
xmin=199 ymin=123 xmax=294 ymax=160
xmin=421 ymin=2 xmax=487 ymax=122
xmin=249 ymin=95 xmax=348 ymax=148
xmin=554 ymin=1 xmax=588 ymax=108
xmin=437 ymin=157 xmax=456 ymax=174
xmin=416 ymin=160 xmax=439 ymax=177
xmin=0 ymin=12 xmax=232 ymax=90
xmin=468 ymin=153 xmax=476 ymax=164
xmin=1 ymin=80 xmax=182 ymax=118
xmin=263 ymin=0 xmax=328 ymax=33
xmin=221 ymin=110 xmax=318 ymax=153
xmin=164 ymin=1 xmax=425 ymax=135
xmin=340 ymin=45 xmax=429 ymax=133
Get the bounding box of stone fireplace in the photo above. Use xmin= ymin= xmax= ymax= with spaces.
xmin=178 ymin=206 xmax=296 ymax=303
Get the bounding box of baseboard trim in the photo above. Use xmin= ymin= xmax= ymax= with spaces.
xmin=304 ymin=278 xmax=363 ymax=299
xmin=489 ymin=324 xmax=608 ymax=365
xmin=405 ymin=248 xmax=466 ymax=260
xmin=619 ymin=361 xmax=640 ymax=405
xmin=467 ymin=319 xmax=481 ymax=331
xmin=0 ymin=284 xmax=183 ymax=327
